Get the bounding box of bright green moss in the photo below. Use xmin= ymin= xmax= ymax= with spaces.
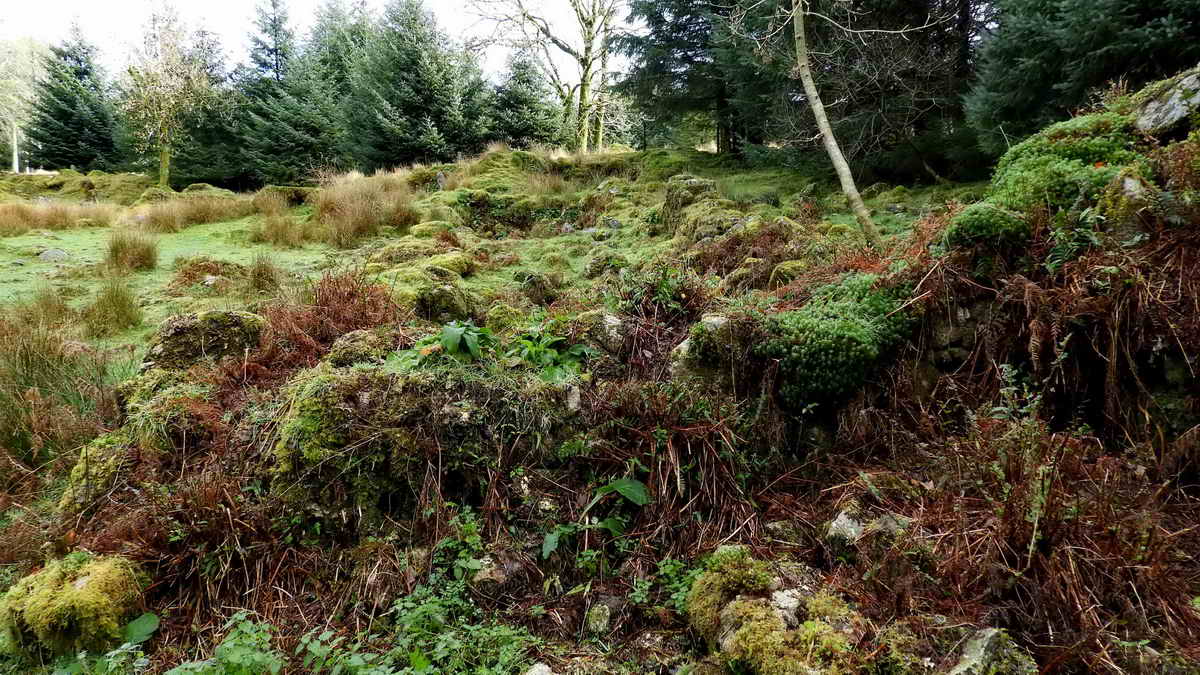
xmin=370 ymin=240 xmax=441 ymax=265
xmin=686 ymin=547 xmax=774 ymax=644
xmin=946 ymin=202 xmax=1030 ymax=248
xmin=427 ymin=252 xmax=476 ymax=277
xmin=58 ymin=432 xmax=133 ymax=515
xmin=0 ymin=553 xmax=145 ymax=662
xmin=756 ymin=274 xmax=914 ymax=411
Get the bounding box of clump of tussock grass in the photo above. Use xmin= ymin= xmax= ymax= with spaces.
xmin=82 ymin=277 xmax=143 ymax=338
xmin=17 ymin=285 xmax=76 ymax=327
xmin=526 ymin=172 xmax=579 ymax=197
xmin=251 ymin=212 xmax=320 ymax=248
xmin=0 ymin=316 xmax=120 ymax=468
xmin=252 ymin=189 xmax=290 ymax=217
xmin=314 ymin=172 xmax=424 ymax=248
xmin=0 ymin=201 xmax=121 ymax=236
xmin=106 ymin=229 xmax=158 ymax=272
xmin=246 ymin=253 xmax=283 ymax=294
xmin=139 ymin=196 xmax=256 ymax=233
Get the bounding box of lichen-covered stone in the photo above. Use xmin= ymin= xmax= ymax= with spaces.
xmin=947 ymin=629 xmax=1037 ymax=675
xmin=369 ymin=240 xmax=440 ymax=265
xmin=485 ymin=302 xmax=527 ymax=335
xmin=133 ymin=186 xmax=176 ymax=206
xmin=1134 ymin=67 xmax=1200 ymax=135
xmin=142 ymin=310 xmax=266 ymax=371
xmin=572 ymin=310 xmax=627 ymax=354
xmin=0 ymin=553 xmax=146 ymax=661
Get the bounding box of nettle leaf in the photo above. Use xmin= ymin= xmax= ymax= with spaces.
xmin=124 ymin=612 xmax=160 ymax=645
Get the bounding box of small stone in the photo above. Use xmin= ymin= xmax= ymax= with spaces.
xmin=948 ymin=628 xmax=1037 ymax=675
xmin=525 ymin=664 xmax=556 ymax=675
xmin=826 ymin=511 xmax=864 ymax=545
xmin=770 ymin=589 xmax=805 ymax=628
xmin=38 ymin=248 xmax=69 ymax=263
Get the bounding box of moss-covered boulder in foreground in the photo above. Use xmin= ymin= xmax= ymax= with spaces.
xmin=0 ymin=553 xmax=145 ymax=661
xmin=142 ymin=310 xmax=266 ymax=371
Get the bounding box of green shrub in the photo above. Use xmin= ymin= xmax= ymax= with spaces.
xmin=946 ymin=202 xmax=1030 ymax=248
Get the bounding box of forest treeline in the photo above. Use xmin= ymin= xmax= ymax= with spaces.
xmin=1 ymin=0 xmax=1199 ymax=190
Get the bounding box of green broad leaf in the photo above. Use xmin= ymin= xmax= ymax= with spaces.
xmin=604 ymin=477 xmax=650 ymax=506
xmin=409 ymin=650 xmax=432 ymax=671
xmin=441 ymin=323 xmax=466 ymax=353
xmin=597 ymin=517 xmax=625 ymax=537
xmin=463 ymin=331 xmax=481 ymax=359
xmin=542 ymin=530 xmax=562 ymax=559
xmin=123 ymin=612 xmax=160 ymax=645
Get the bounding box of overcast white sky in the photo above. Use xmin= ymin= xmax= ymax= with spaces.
xmin=0 ymin=0 xmax=584 ymax=79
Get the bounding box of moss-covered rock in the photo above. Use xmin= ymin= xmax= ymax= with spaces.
xmin=768 ymin=260 xmax=808 ymax=289
xmin=414 ymin=280 xmax=476 ymax=323
xmin=325 ymin=327 xmax=406 ymax=367
xmin=0 ymin=553 xmax=145 ymax=661
xmin=142 ymin=311 xmax=266 ymax=371
xmin=57 ymin=432 xmax=133 ymax=515
xmin=272 ymin=364 xmax=575 ymax=526
xmin=253 ymin=185 xmax=318 ymax=209
xmin=687 ymin=546 xmax=775 ymax=644
xmin=516 ymin=270 xmax=560 ymax=305
xmin=660 ymin=175 xmax=718 ymax=236
xmin=485 ymin=302 xmax=528 ymax=335
xmin=426 ymin=251 xmax=476 ymax=277
xmin=947 ymin=629 xmax=1037 ymax=675
xmin=946 ymin=202 xmax=1029 ymax=248
xmin=584 ymin=249 xmax=628 ymax=279
xmin=370 ymin=240 xmax=441 ymax=265
xmin=410 ymin=221 xmax=456 ymax=238
xmin=132 ymin=186 xmax=176 ymax=206
xmin=1133 ymin=66 xmax=1200 ymax=136
xmin=182 ymin=183 xmax=236 ymax=199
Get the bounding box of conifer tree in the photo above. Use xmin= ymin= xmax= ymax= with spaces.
xmin=25 ymin=27 xmax=118 ymax=171
xmin=249 ymin=0 xmax=296 ymax=84
xmin=967 ymin=0 xmax=1200 ymax=156
xmin=345 ymin=0 xmax=491 ymax=168
xmin=492 ymin=51 xmax=561 ymax=148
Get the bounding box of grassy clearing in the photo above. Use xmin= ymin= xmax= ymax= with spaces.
xmin=138 ymin=196 xmax=257 ymax=234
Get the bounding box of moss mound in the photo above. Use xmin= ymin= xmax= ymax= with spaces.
xmin=0 ymin=553 xmax=145 ymax=661
xmin=142 ymin=310 xmax=266 ymax=371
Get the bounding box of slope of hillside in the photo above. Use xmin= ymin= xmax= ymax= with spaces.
xmin=0 ymin=68 xmax=1198 ymax=674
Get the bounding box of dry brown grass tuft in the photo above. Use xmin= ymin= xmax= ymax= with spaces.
xmin=0 ymin=201 xmax=120 ymax=236
xmin=314 ymin=173 xmax=424 ymax=248
xmin=82 ymin=277 xmax=143 ymax=338
xmin=106 ymin=229 xmax=158 ymax=272
xmin=139 ymin=197 xmax=255 ymax=233
xmin=251 ymin=213 xmax=318 ymax=248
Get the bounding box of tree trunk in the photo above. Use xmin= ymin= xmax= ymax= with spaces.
xmin=158 ymin=145 xmax=172 ymax=189
xmin=576 ymin=61 xmax=592 ymax=154
xmin=791 ymin=2 xmax=882 ymax=248
xmin=10 ymin=123 xmax=18 ymax=174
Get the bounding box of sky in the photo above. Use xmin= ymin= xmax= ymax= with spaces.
xmin=0 ymin=0 xmax=584 ymax=79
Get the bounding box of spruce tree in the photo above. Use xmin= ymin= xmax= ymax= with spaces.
xmin=345 ymin=0 xmax=490 ymax=169
xmin=308 ymin=0 xmax=371 ymax=89
xmin=25 ymin=27 xmax=118 ymax=171
xmin=242 ymin=55 xmax=350 ymax=184
xmin=967 ymin=0 xmax=1200 ymax=156
xmin=249 ymin=0 xmax=296 ymax=84
xmin=492 ymin=51 xmax=563 ymax=148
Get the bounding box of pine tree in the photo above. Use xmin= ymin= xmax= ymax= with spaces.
xmin=308 ymin=0 xmax=371 ymax=89
xmin=345 ymin=0 xmax=490 ymax=169
xmin=24 ymin=27 xmax=118 ymax=171
xmin=966 ymin=0 xmax=1200 ymax=156
xmin=242 ymin=55 xmax=350 ymax=184
xmin=492 ymin=52 xmax=560 ymax=148
xmin=249 ymin=0 xmax=296 ymax=84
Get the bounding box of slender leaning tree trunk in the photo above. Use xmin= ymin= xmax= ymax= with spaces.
xmin=10 ymin=123 xmax=18 ymax=173
xmin=791 ymin=2 xmax=882 ymax=248
xmin=158 ymin=145 xmax=171 ymax=188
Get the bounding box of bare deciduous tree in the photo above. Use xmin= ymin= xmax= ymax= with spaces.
xmin=471 ymin=0 xmax=620 ymax=153
xmin=122 ymin=7 xmax=213 ymax=188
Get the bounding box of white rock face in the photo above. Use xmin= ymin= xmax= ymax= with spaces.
xmin=1136 ymin=72 xmax=1200 ymax=135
